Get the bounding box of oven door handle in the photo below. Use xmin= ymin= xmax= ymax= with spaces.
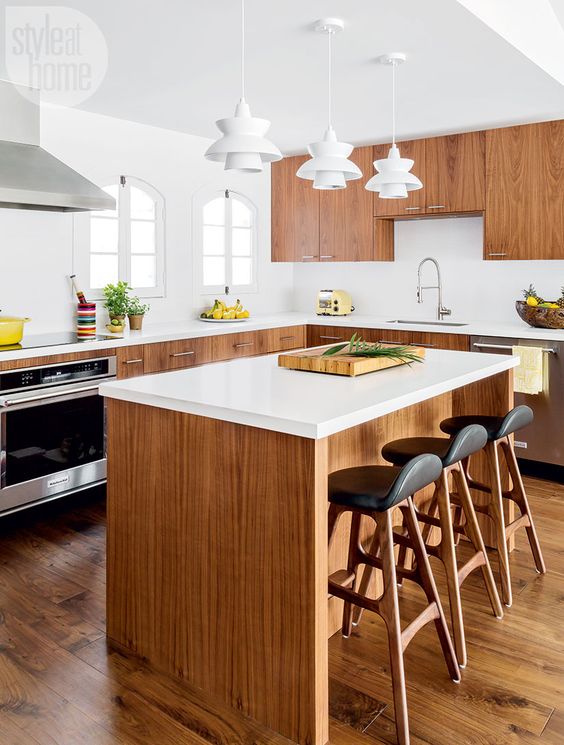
xmin=472 ymin=343 xmax=556 ymax=354
xmin=0 ymin=383 xmax=106 ymax=408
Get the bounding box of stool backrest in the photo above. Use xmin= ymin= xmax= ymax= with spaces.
xmin=497 ymin=405 xmax=534 ymax=439
xmin=387 ymin=453 xmax=443 ymax=508
xmin=445 ymin=424 xmax=488 ymax=465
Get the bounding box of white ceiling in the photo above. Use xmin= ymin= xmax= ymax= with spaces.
xmin=2 ymin=0 xmax=564 ymax=153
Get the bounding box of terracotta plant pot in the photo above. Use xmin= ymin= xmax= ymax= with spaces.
xmin=128 ymin=314 xmax=145 ymax=331
xmin=515 ymin=301 xmax=564 ymax=329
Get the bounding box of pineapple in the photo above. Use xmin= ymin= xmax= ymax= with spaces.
xmin=523 ymin=284 xmax=544 ymax=305
xmin=557 ymin=287 xmax=564 ymax=309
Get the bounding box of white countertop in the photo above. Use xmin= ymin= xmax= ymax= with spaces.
xmin=99 ymin=348 xmax=518 ymax=440
xmin=1 ymin=311 xmax=562 ymax=364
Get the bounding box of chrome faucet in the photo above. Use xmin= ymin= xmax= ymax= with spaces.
xmin=416 ymin=257 xmax=452 ymax=321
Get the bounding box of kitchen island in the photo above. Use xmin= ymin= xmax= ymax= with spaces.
xmin=100 ymin=348 xmax=518 ymax=745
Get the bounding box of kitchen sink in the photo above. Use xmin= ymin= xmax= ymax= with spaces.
xmin=386 ymin=319 xmax=469 ymax=327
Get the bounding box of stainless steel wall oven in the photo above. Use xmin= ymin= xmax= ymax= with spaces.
xmin=0 ymin=356 xmax=116 ymax=516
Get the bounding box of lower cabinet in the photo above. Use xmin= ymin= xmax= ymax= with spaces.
xmin=306 ymin=325 xmax=469 ymax=351
xmin=116 ymin=345 xmax=146 ymax=379
xmin=143 ymin=337 xmax=214 ymax=373
xmin=213 ymin=325 xmax=306 ymax=361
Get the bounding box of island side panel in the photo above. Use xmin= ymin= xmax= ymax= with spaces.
xmin=106 ymin=400 xmax=329 ymax=745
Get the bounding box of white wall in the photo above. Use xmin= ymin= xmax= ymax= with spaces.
xmin=0 ymin=106 xmax=293 ymax=334
xmin=292 ymin=216 xmax=564 ymax=322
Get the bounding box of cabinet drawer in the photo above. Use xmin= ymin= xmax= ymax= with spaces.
xmin=213 ymin=331 xmax=261 ymax=361
xmin=263 ymin=325 xmax=306 ymax=353
xmin=307 ymin=325 xmax=355 ymax=347
xmin=116 ymin=345 xmax=145 ymax=379
xmin=144 ymin=337 xmax=214 ymax=373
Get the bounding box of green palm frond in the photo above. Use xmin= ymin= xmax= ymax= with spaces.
xmin=321 ymin=333 xmax=424 ymax=364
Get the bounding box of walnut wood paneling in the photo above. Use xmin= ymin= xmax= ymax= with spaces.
xmin=485 ymin=121 xmax=564 ymax=260
xmin=374 ymin=218 xmax=395 ymax=261
xmin=306 ymin=325 xmax=469 ymax=351
xmin=271 ymin=155 xmax=320 ymax=262
xmin=0 ymin=348 xmax=115 ymax=372
xmin=425 ymin=131 xmax=485 ymax=214
xmin=116 ymin=345 xmax=145 ymax=379
xmin=373 ymin=139 xmax=427 ymax=217
xmin=143 ymin=336 xmax=214 ymax=374
xmin=107 ymin=401 xmax=329 ymax=745
xmin=319 ymin=146 xmax=375 ymax=261
xmin=260 ymin=325 xmax=306 ymax=353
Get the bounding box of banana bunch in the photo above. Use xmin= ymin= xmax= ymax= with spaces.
xmin=201 ymin=298 xmax=250 ymax=320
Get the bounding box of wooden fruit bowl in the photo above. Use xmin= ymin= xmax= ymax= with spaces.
xmin=516 ymin=300 xmax=564 ymax=329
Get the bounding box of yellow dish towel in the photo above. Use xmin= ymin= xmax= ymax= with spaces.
xmin=512 ymin=346 xmax=544 ymax=395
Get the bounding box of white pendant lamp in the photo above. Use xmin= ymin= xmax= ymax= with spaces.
xmin=296 ymin=18 xmax=362 ymax=190
xmin=365 ymin=53 xmax=423 ymax=198
xmin=205 ymin=0 xmax=282 ymax=173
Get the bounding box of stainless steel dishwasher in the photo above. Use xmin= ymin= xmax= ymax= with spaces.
xmin=471 ymin=336 xmax=564 ymax=467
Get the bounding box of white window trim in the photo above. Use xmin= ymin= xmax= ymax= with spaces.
xmin=193 ymin=188 xmax=258 ymax=297
xmin=72 ymin=175 xmax=166 ymax=300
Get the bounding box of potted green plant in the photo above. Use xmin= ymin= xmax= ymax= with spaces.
xmin=127 ymin=296 xmax=150 ymax=331
xmin=103 ymin=281 xmax=130 ymax=323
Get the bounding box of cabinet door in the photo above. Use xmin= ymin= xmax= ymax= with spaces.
xmin=262 ymin=325 xmax=306 ymax=353
xmin=212 ymin=331 xmax=261 ymax=361
xmin=425 ymin=131 xmax=485 ymax=214
xmin=373 ymin=139 xmax=426 ymax=218
xmin=143 ymin=337 xmax=214 ymax=374
xmin=271 ymin=155 xmax=319 ymax=262
xmin=116 ymin=345 xmax=145 ymax=379
xmin=319 ymin=146 xmax=375 ymax=261
xmin=485 ymin=122 xmax=564 ymax=260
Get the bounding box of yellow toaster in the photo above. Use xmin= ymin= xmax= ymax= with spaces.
xmin=316 ymin=290 xmax=354 ymax=316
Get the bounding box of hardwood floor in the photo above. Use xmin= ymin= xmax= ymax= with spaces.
xmin=0 ymin=476 xmax=562 ymax=744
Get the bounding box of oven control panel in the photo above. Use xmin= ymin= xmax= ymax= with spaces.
xmin=0 ymin=357 xmax=117 ymax=394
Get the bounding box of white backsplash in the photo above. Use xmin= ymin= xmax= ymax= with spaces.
xmin=292 ymin=216 xmax=564 ymax=322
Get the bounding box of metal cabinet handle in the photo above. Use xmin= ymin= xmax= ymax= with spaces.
xmin=320 ymin=255 xmax=334 ymax=259
xmin=427 ymin=205 xmax=446 ymax=209
xmin=280 ymin=336 xmax=295 ymax=341
xmin=170 ymin=351 xmax=195 ymax=357
xmin=473 ymin=342 xmax=556 ymax=354
xmin=234 ymin=342 xmax=254 ymax=348
xmin=417 ymin=342 xmax=435 ymax=348
xmin=488 ymin=252 xmax=507 ymax=257
xmin=302 ymin=255 xmax=316 ymax=260
xmin=404 ymin=206 xmax=421 ymax=211
xmin=378 ymin=340 xmax=402 ymax=345
xmin=123 ymin=358 xmax=143 ymax=364
xmin=319 ymin=335 xmax=343 ymax=341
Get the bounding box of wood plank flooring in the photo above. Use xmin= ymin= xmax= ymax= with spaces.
xmin=0 ymin=476 xmax=562 ymax=744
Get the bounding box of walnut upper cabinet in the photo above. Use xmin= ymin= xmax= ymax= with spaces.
xmin=373 ymin=132 xmax=485 ymax=218
xmin=271 ymin=154 xmax=319 ymax=262
xmin=425 ymin=131 xmax=485 ymax=214
xmin=485 ymin=121 xmax=564 ymax=260
xmin=373 ymin=139 xmax=427 ymax=218
xmin=319 ymin=145 xmax=378 ymax=261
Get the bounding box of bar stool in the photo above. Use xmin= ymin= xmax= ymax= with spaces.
xmin=328 ymin=454 xmax=460 ymax=745
xmin=440 ymin=405 xmax=546 ymax=608
xmin=380 ymin=425 xmax=503 ymax=669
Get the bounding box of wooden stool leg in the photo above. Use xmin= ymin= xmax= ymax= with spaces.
xmin=454 ymin=466 xmax=503 ymax=620
xmin=502 ymin=439 xmax=547 ymax=574
xmin=401 ymin=499 xmax=461 ymax=684
xmin=351 ymin=525 xmax=379 ymax=627
xmin=435 ymin=469 xmax=467 ymax=668
xmin=342 ymin=512 xmax=362 ymax=638
xmin=486 ymin=441 xmax=513 ymax=607
xmin=378 ymin=509 xmax=410 ymax=745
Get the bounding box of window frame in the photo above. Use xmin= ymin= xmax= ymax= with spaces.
xmin=194 ymin=188 xmax=258 ymax=296
xmin=73 ymin=175 xmax=166 ymax=300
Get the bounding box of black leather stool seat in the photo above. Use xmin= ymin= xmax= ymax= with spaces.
xmin=329 ymin=454 xmax=443 ymax=512
xmin=382 ymin=424 xmax=488 ymax=469
xmin=440 ymin=405 xmax=534 ymax=442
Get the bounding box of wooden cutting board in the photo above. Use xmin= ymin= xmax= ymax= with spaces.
xmin=278 ymin=344 xmax=426 ymax=377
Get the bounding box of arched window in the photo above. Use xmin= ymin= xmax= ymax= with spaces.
xmin=74 ymin=176 xmax=165 ymax=297
xmin=196 ymin=189 xmax=257 ymax=294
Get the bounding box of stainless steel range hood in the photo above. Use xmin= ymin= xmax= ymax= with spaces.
xmin=0 ymin=80 xmax=115 ymax=212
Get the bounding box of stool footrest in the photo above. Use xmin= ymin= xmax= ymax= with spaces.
xmin=401 ymin=602 xmax=441 ymax=652
xmin=328 ymin=570 xmax=355 ymax=588
xmin=457 ymin=552 xmax=485 ymax=586
xmin=505 ymin=513 xmax=530 ymax=540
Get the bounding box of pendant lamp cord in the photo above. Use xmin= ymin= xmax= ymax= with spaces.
xmin=391 ymin=60 xmax=396 ymax=145
xmin=328 ymin=29 xmax=333 ymax=129
xmin=241 ymin=0 xmax=245 ymax=101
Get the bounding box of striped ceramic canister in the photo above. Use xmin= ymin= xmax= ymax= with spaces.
xmin=77 ymin=302 xmax=97 ymax=338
